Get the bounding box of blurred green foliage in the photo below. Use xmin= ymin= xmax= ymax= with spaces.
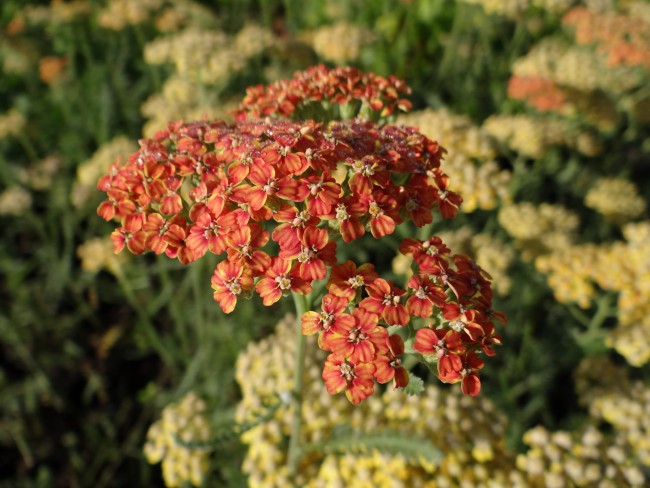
xmin=1 ymin=0 xmax=649 ymax=486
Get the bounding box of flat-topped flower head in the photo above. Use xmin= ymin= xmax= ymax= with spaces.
xmin=97 ymin=65 xmax=505 ymax=403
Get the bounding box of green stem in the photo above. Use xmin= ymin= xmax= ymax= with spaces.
xmin=287 ymin=292 xmax=310 ymax=475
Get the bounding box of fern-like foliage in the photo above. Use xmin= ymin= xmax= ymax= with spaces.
xmin=300 ymin=426 xmax=443 ymax=465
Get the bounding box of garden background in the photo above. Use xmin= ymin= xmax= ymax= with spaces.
xmin=1 ymin=0 xmax=649 ymax=486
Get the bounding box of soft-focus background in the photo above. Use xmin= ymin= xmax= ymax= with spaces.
xmin=1 ymin=0 xmax=649 ymax=487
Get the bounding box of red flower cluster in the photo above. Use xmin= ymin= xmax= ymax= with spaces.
xmin=563 ymin=7 xmax=650 ymax=68
xmin=235 ymin=65 xmax=413 ymax=121
xmin=97 ymin=66 xmax=505 ymax=404
xmin=312 ymin=235 xmax=505 ymax=403
xmin=507 ymin=75 xmax=568 ymax=113
xmin=97 ymin=117 xmax=457 ymax=310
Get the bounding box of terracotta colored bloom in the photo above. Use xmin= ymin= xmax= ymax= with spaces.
xmin=364 ymin=190 xmax=400 ymax=238
xmin=397 ymin=177 xmax=437 ymax=227
xmin=255 ymin=257 xmax=312 ymax=306
xmin=300 ymin=172 xmax=342 ymax=217
xmin=185 ymin=210 xmax=241 ymax=259
xmin=329 ymin=196 xmax=367 ymax=243
xmin=234 ymin=161 xmax=303 ymax=211
xmin=224 ymin=224 xmax=271 ymax=277
xmin=143 ymin=213 xmax=186 ymax=255
xmin=271 ymin=205 xmax=319 ymax=250
xmin=374 ymin=334 xmax=409 ymax=389
xmin=301 ymin=293 xmax=353 ymax=336
xmin=279 ymin=226 xmax=337 ymax=282
xmin=211 ymin=260 xmax=254 ymax=313
xmin=406 ymin=274 xmax=447 ymax=318
xmin=325 ymin=307 xmax=388 ymax=363
xmin=111 ymin=215 xmax=147 ymax=254
xmin=429 ymin=168 xmax=462 ymax=219
xmin=322 ymin=354 xmax=375 ymax=405
xmin=413 ymin=327 xmax=465 ymax=377
xmin=399 ymin=236 xmax=450 ymax=274
xmin=438 ymin=351 xmax=484 ymax=396
xmin=327 ymin=260 xmax=378 ymax=300
xmin=360 ymin=278 xmax=409 ymax=326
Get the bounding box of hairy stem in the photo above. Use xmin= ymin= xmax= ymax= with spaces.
xmin=287 ymin=292 xmax=310 ymax=475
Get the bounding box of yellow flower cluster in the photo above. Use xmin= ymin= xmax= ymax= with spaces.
xmin=459 ymin=0 xmax=576 ymax=18
xmin=72 ymin=136 xmax=138 ymax=207
xmin=574 ymin=358 xmax=650 ymax=467
xmin=584 ymin=177 xmax=646 ymax=223
xmin=483 ymin=114 xmax=602 ymax=158
xmin=398 ymin=109 xmax=511 ymax=212
xmin=0 ymin=187 xmax=32 ymax=216
xmin=498 ymin=203 xmax=579 ymax=261
xmin=141 ymin=23 xmax=275 ymax=135
xmin=144 ymin=24 xmax=275 ymax=86
xmin=153 ymin=2 xmax=217 ymax=33
xmin=305 ymin=23 xmax=375 ymax=64
xmin=0 ymin=108 xmax=27 ymax=140
xmin=514 ymin=424 xmax=645 ymax=487
xmin=143 ymin=392 xmax=212 ymax=488
xmin=625 ymin=0 xmax=650 ymax=24
xmin=76 ymin=237 xmax=126 ymax=276
xmin=236 ymin=315 xmax=513 ymax=487
xmin=97 ymin=0 xmax=164 ymax=30
xmin=534 ymin=222 xmax=650 ymax=366
xmin=18 ymin=156 xmax=61 ymax=191
xmin=535 ymin=244 xmax=603 ymax=309
xmin=13 ymin=1 xmax=91 ymax=27
xmin=139 ymin=75 xmax=236 ymax=137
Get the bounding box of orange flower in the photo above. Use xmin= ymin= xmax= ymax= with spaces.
xmin=322 ymin=354 xmax=375 ymax=404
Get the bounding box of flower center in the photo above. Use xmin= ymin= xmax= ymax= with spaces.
xmin=415 ymin=287 xmax=428 ymax=299
xmin=275 ymin=274 xmax=292 ymax=290
xmin=297 ymin=246 xmax=317 ymax=263
xmin=335 ymin=204 xmax=349 ymax=222
xmin=450 ymin=320 xmax=465 ymax=333
xmin=348 ymin=327 xmax=368 ymax=344
xmin=368 ymin=201 xmax=383 ymax=218
xmin=348 ymin=274 xmax=365 ymax=289
xmin=263 ymin=178 xmax=278 ymax=195
xmin=226 ymin=280 xmax=242 ymax=296
xmin=340 ymin=362 xmax=356 ymax=381
xmin=382 ymin=293 xmax=400 ymax=306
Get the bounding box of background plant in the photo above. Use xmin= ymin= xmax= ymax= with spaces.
xmin=1 ymin=0 xmax=649 ymax=487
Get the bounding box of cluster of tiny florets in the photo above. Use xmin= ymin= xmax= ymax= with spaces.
xmin=235 ymin=65 xmax=412 ymax=121
xmin=236 ymin=315 xmax=512 ymax=487
xmin=143 ymin=392 xmax=212 ymax=488
xmin=98 ymin=66 xmax=505 ymax=403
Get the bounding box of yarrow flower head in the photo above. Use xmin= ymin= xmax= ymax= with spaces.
xmin=97 ymin=66 xmax=505 ymax=403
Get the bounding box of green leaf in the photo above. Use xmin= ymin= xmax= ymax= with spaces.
xmin=404 ymin=373 xmax=425 ymax=396
xmin=301 ymin=428 xmax=443 ymax=466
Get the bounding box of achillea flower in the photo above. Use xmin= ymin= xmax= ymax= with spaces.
xmin=97 ymin=0 xmax=163 ymax=30
xmin=0 ymin=108 xmax=26 ymax=140
xmin=143 ymin=392 xmax=212 ymax=488
xmin=483 ymin=114 xmax=602 ymax=158
xmin=498 ymin=202 xmax=579 ymax=260
xmin=563 ymin=6 xmax=650 ymax=68
xmin=77 ymin=237 xmax=126 ymax=276
xmin=306 ymin=22 xmax=375 ymax=64
xmin=584 ymin=177 xmax=646 ymax=223
xmin=0 ymin=187 xmax=32 ymax=215
xmin=236 ymin=316 xmax=512 ymax=487
xmin=235 ymin=65 xmax=412 ymax=121
xmin=98 ymin=67 xmax=505 ymax=402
